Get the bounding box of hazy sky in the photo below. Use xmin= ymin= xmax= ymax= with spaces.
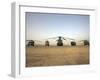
xmin=26 ymin=12 xmax=89 ymax=44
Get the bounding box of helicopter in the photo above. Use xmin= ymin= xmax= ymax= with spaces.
xmin=79 ymin=40 xmax=89 ymax=46
xmin=63 ymin=37 xmax=76 ymax=46
xmin=47 ymin=36 xmax=65 ymax=46
xmin=56 ymin=36 xmax=64 ymax=46
xmin=70 ymin=41 xmax=76 ymax=46
xmin=26 ymin=40 xmax=41 ymax=47
xmin=45 ymin=40 xmax=50 ymax=46
xmin=47 ymin=36 xmax=76 ymax=46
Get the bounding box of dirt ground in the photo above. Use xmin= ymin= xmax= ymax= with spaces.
xmin=26 ymin=46 xmax=89 ymax=67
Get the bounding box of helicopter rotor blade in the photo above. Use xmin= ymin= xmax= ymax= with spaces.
xmin=26 ymin=40 xmax=34 ymax=41
xmin=26 ymin=40 xmax=42 ymax=42
xmin=78 ymin=40 xmax=83 ymax=42
xmin=63 ymin=37 xmax=75 ymax=40
xmin=61 ymin=37 xmax=67 ymax=40
xmin=34 ymin=40 xmax=42 ymax=42
xmin=47 ymin=37 xmax=58 ymax=39
xmin=78 ymin=40 xmax=89 ymax=42
xmin=67 ymin=38 xmax=74 ymax=40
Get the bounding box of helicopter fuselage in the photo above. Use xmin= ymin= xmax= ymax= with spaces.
xmin=57 ymin=39 xmax=63 ymax=46
xmin=27 ymin=41 xmax=34 ymax=46
xmin=45 ymin=41 xmax=49 ymax=46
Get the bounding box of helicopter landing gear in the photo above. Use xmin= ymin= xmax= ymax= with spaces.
xmin=57 ymin=42 xmax=63 ymax=46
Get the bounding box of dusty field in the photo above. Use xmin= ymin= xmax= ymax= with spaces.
xmin=26 ymin=46 xmax=89 ymax=67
